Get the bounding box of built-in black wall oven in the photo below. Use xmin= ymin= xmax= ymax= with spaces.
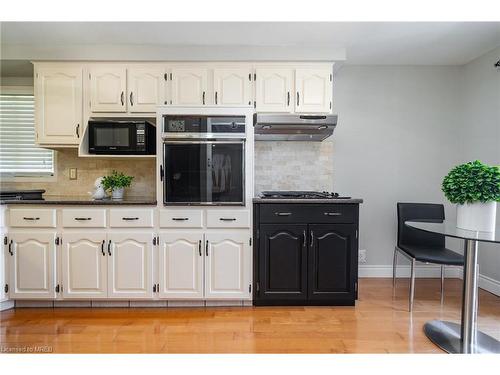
xmin=88 ymin=119 xmax=156 ymax=155
xmin=162 ymin=115 xmax=246 ymax=206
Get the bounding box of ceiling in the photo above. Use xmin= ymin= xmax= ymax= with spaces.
xmin=1 ymin=22 xmax=499 ymax=71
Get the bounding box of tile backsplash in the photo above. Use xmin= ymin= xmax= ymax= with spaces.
xmin=254 ymin=141 xmax=334 ymax=194
xmin=0 ymin=149 xmax=156 ymax=198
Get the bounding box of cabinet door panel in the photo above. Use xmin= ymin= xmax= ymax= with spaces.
xmin=170 ymin=68 xmax=208 ymax=106
xmin=107 ymin=232 xmax=153 ymax=299
xmin=308 ymin=224 xmax=356 ymax=301
xmin=127 ymin=68 xmax=165 ymax=113
xmin=213 ymin=68 xmax=252 ymax=106
xmin=90 ymin=66 xmax=127 ymax=112
xmin=205 ymin=231 xmax=251 ymax=299
xmin=36 ymin=66 xmax=82 ymax=145
xmin=295 ymin=68 xmax=332 ymax=113
xmin=158 ymin=232 xmax=203 ymax=299
xmin=258 ymin=224 xmax=307 ymax=301
xmin=8 ymin=232 xmax=56 ymax=299
xmin=62 ymin=232 xmax=107 ymax=299
xmin=255 ymin=68 xmax=293 ymax=113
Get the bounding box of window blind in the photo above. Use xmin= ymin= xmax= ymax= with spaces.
xmin=0 ymin=94 xmax=54 ymax=176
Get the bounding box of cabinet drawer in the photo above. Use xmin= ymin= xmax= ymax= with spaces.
xmin=62 ymin=209 xmax=106 ymax=228
xmin=160 ymin=209 xmax=203 ymax=228
xmin=206 ymin=210 xmax=250 ymax=228
xmin=259 ymin=204 xmax=357 ymax=224
xmin=9 ymin=209 xmax=56 ymax=228
xmin=109 ymin=208 xmax=154 ymax=228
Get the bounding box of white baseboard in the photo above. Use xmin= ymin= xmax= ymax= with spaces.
xmin=0 ymin=300 xmax=14 ymax=311
xmin=359 ymin=264 xmax=462 ymax=278
xmin=359 ymin=264 xmax=500 ymax=296
xmin=478 ymin=274 xmax=500 ymax=296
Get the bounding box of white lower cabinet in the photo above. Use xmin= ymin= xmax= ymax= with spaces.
xmin=62 ymin=232 xmax=107 ymax=299
xmin=107 ymin=232 xmax=153 ymax=299
xmin=8 ymin=232 xmax=57 ymax=299
xmin=158 ymin=232 xmax=204 ymax=299
xmin=205 ymin=231 xmax=251 ymax=299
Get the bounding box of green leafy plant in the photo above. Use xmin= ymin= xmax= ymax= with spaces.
xmin=442 ymin=160 xmax=500 ymax=204
xmin=101 ymin=170 xmax=134 ymax=192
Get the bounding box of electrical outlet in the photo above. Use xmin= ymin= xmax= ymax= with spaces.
xmin=69 ymin=168 xmax=77 ymax=180
xmin=358 ymin=249 xmax=367 ymax=264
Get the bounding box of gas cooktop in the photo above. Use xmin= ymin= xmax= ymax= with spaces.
xmin=259 ymin=191 xmax=351 ymax=199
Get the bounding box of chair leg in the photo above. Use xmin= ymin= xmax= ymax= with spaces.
xmin=440 ymin=265 xmax=445 ymax=305
xmin=392 ymin=247 xmax=398 ymax=292
xmin=409 ymin=258 xmax=416 ymax=312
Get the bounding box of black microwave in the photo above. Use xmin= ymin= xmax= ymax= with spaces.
xmin=88 ymin=120 xmax=156 ymax=155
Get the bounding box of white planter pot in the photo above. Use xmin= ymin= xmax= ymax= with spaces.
xmin=111 ymin=187 xmax=125 ymax=200
xmin=456 ymin=202 xmax=497 ymax=232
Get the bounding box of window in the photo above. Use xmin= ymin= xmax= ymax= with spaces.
xmin=0 ymin=90 xmax=54 ymax=178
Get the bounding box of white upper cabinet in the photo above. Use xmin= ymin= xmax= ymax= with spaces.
xmin=107 ymin=232 xmax=153 ymax=299
xmin=8 ymin=232 xmax=56 ymax=299
xmin=158 ymin=232 xmax=204 ymax=299
xmin=62 ymin=232 xmax=107 ymax=299
xmin=295 ymin=68 xmax=333 ymax=113
xmin=205 ymin=231 xmax=251 ymax=299
xmin=213 ymin=67 xmax=252 ymax=106
xmin=255 ymin=68 xmax=294 ymax=113
xmin=170 ymin=67 xmax=208 ymax=106
xmin=35 ymin=66 xmax=82 ymax=145
xmin=127 ymin=68 xmax=165 ymax=113
xmin=90 ymin=66 xmax=127 ymax=112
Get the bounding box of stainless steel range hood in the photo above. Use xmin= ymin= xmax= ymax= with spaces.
xmin=253 ymin=113 xmax=338 ymax=141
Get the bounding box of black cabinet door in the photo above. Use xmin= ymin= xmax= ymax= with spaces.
xmin=259 ymin=224 xmax=308 ymax=301
xmin=308 ymin=224 xmax=356 ymax=301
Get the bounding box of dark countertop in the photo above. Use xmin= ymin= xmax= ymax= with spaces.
xmin=1 ymin=195 xmax=157 ymax=206
xmin=253 ymin=198 xmax=363 ymax=204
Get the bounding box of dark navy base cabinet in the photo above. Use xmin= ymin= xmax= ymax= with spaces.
xmin=253 ymin=203 xmax=360 ymax=306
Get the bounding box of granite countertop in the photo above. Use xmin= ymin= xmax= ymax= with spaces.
xmin=0 ymin=195 xmax=157 ymax=206
xmin=253 ymin=197 xmax=363 ymax=204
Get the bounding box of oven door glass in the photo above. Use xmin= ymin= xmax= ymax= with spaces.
xmin=163 ymin=141 xmax=244 ymax=205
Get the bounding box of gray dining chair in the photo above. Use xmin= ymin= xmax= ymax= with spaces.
xmin=394 ymin=203 xmax=464 ymax=312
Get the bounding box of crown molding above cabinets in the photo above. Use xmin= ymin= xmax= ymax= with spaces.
xmin=33 ymin=61 xmax=334 ymax=150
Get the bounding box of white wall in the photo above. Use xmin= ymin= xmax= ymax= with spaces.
xmin=460 ymin=46 xmax=500 ymax=286
xmin=332 ymin=66 xmax=464 ymax=266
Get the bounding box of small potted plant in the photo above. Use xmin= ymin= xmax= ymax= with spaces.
xmin=101 ymin=170 xmax=134 ymax=200
xmin=442 ymin=160 xmax=500 ymax=232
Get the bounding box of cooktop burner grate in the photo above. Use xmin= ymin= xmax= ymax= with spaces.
xmin=260 ymin=191 xmax=351 ymax=199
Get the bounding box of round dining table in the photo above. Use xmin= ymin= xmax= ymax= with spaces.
xmin=405 ymin=220 xmax=500 ymax=354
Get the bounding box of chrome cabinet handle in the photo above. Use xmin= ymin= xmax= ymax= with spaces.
xmin=202 ymin=91 xmax=206 ymax=105
xmin=130 ymin=92 xmax=134 ymax=106
xmin=303 ymin=230 xmax=306 ymax=248
xmin=101 ymin=240 xmax=105 ymax=256
xmin=8 ymin=240 xmax=13 ymax=256
xmin=76 ymin=124 xmax=80 ymax=138
xmin=198 ymin=240 xmax=202 ymax=257
xmin=107 ymin=240 xmax=112 ymax=256
xmin=205 ymin=240 xmax=209 ymax=256
xmin=74 ymin=217 xmax=92 ymax=221
xmin=275 ymin=212 xmax=292 ymax=216
xmin=297 ymin=92 xmax=300 ymax=106
xmin=120 ymin=91 xmax=124 ymax=106
xmin=219 ymin=218 xmax=236 ymax=221
xmin=122 ymin=217 xmax=139 ymax=221
xmin=172 ymin=217 xmax=189 ymax=221
xmin=287 ymin=91 xmax=290 ymax=106
xmin=215 ymin=91 xmax=218 ymax=105
xmin=324 ymin=212 xmax=342 ymax=216
xmin=23 ymin=217 xmax=40 ymax=221
xmin=310 ymin=231 xmax=314 ymax=247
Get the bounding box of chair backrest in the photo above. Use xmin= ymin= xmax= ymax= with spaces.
xmin=397 ymin=203 xmax=445 ymax=249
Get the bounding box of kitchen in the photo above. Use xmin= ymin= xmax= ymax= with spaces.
xmin=1 ymin=16 xmax=500 ymax=364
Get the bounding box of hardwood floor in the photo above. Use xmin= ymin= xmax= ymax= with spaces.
xmin=1 ymin=278 xmax=499 ymax=353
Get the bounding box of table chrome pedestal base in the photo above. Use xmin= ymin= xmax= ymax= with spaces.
xmin=424 ymin=320 xmax=500 ymax=354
